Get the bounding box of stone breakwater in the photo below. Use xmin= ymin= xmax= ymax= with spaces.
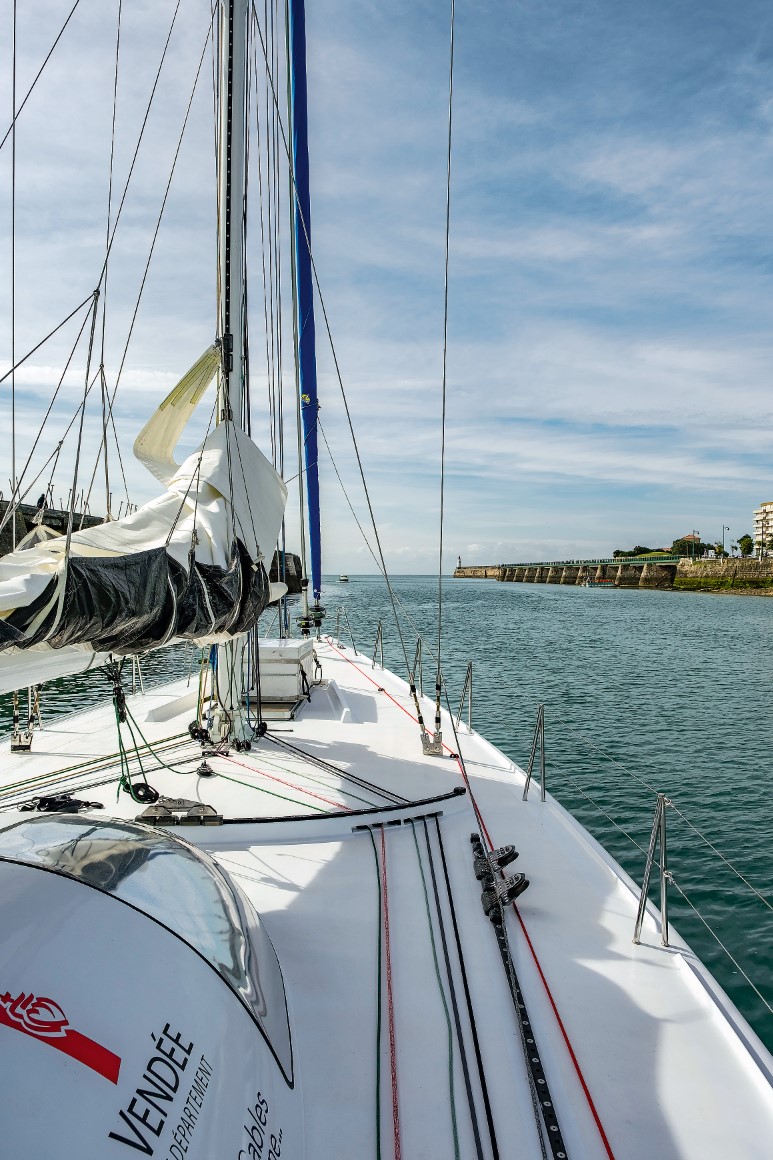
xmin=454 ymin=559 xmax=773 ymax=593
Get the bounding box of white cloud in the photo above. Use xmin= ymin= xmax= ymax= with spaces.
xmin=2 ymin=0 xmax=773 ymax=573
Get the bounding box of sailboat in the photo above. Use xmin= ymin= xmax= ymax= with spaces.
xmin=1 ymin=2 xmax=772 ymax=1157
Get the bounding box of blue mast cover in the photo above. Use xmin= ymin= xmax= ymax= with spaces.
xmin=289 ymin=0 xmax=322 ymax=602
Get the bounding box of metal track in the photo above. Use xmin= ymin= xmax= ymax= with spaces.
xmin=470 ymin=833 xmax=569 ymax=1160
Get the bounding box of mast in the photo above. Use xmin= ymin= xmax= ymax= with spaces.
xmin=217 ymin=0 xmax=249 ymax=426
xmin=215 ymin=0 xmax=251 ymax=741
xmin=287 ymin=0 xmax=322 ymax=609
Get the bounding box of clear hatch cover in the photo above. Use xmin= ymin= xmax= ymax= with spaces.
xmin=0 ymin=815 xmax=292 ymax=1080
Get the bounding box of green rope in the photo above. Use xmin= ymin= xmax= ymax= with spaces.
xmin=214 ymin=769 xmax=327 ymax=813
xmin=367 ymin=828 xmax=383 ymax=1160
xmin=0 ymin=732 xmax=190 ymax=798
xmin=123 ymin=703 xmax=190 ymax=775
xmin=409 ymin=820 xmax=460 ymax=1160
xmin=113 ymin=698 xmax=160 ymax=803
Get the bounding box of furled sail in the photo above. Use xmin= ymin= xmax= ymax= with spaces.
xmin=0 ymin=350 xmax=287 ymax=694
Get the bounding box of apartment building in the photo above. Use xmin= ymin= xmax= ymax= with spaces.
xmin=753 ymin=500 xmax=773 ymax=556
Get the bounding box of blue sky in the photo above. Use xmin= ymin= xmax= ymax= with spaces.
xmin=2 ymin=0 xmax=773 ymax=571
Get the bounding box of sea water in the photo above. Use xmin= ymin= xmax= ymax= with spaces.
xmin=323 ymin=574 xmax=773 ymax=1053
xmin=1 ymin=574 xmax=771 ymax=1052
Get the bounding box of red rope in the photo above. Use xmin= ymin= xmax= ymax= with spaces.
xmin=326 ymin=638 xmax=617 ymax=1159
xmin=512 ymin=906 xmax=616 ymax=1159
xmin=381 ymin=827 xmax=401 ymax=1160
xmin=224 ymin=754 xmax=349 ymax=811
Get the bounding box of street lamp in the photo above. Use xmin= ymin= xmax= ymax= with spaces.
xmin=721 ymin=525 xmax=730 ymax=557
xmin=691 ymin=529 xmax=700 ymax=559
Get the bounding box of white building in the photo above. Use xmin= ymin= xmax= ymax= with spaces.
xmin=753 ymin=501 xmax=773 ymax=556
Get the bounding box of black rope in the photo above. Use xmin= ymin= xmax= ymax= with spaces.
xmin=434 ymin=816 xmax=500 ymax=1159
xmin=264 ymin=733 xmax=407 ymax=805
xmin=420 ymin=816 xmax=485 ymax=1160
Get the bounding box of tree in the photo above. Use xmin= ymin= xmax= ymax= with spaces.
xmin=737 ymin=534 xmax=754 ymax=557
xmin=612 ymin=545 xmax=662 ymax=558
xmin=671 ymin=537 xmax=707 ymax=558
xmin=713 ymin=543 xmax=729 ymax=558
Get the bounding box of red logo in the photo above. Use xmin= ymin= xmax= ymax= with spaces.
xmin=0 ymin=991 xmax=121 ymax=1084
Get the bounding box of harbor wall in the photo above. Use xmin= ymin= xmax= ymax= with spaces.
xmin=455 ymin=558 xmax=773 ymax=593
xmin=0 ymin=500 xmax=102 ymax=556
xmin=673 ymin=559 xmax=773 ymax=592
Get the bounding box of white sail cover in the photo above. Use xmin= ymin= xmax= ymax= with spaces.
xmin=0 ymin=350 xmax=287 ymax=694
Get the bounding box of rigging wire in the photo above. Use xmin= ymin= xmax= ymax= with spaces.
xmin=0 ymin=292 xmax=96 ymax=387
xmin=82 ymin=23 xmax=214 ymax=517
xmin=96 ymin=0 xmax=185 ymax=286
xmin=0 ymin=0 xmax=83 ymax=152
xmin=434 ymin=0 xmax=456 ymax=735
xmin=251 ymin=3 xmax=418 ymax=702
xmin=281 ymin=0 xmax=311 ymax=613
xmin=270 ymin=0 xmax=285 ymax=475
xmin=11 ymin=0 xmax=17 ymax=548
xmin=98 ymin=0 xmax=124 ymax=521
xmin=64 ymin=291 xmax=100 ymax=556
xmin=251 ymin=8 xmax=277 ymax=463
xmin=210 ymin=0 xmax=222 ymax=336
xmin=0 ymin=303 xmax=93 ymax=536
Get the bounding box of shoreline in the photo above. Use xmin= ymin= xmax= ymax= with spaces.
xmin=454 ymin=560 xmax=773 ymax=597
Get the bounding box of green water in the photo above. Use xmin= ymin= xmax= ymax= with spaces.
xmin=1 ymin=575 xmax=771 ymax=1052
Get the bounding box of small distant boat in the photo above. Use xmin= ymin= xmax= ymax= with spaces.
xmin=338 ymin=574 xmax=349 ymax=582
xmin=583 ymin=577 xmax=616 ymax=587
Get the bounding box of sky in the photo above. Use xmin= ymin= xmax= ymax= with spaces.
xmin=1 ymin=0 xmax=773 ymax=572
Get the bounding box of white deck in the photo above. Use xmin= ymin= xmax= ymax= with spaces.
xmin=1 ymin=636 xmax=771 ymax=1158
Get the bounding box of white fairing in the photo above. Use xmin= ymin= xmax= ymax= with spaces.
xmin=0 ymin=821 xmax=301 ymax=1159
xmin=0 ymin=357 xmax=287 ymax=693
